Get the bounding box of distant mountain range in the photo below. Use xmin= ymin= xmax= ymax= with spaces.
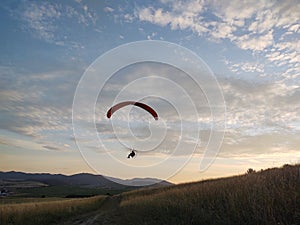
xmin=0 ymin=171 xmax=172 ymax=188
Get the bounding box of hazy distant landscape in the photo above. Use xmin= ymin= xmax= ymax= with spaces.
xmin=0 ymin=171 xmax=171 ymax=199
xmin=1 ymin=164 xmax=299 ymax=225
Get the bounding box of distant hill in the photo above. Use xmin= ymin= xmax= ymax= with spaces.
xmin=0 ymin=171 xmax=172 ymax=189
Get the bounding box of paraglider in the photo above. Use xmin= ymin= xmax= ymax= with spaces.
xmin=127 ymin=150 xmax=136 ymax=159
xmin=106 ymin=101 xmax=158 ymax=120
xmin=106 ymin=101 xmax=158 ymax=159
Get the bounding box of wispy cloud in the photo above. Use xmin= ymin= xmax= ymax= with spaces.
xmin=132 ymin=0 xmax=300 ymax=79
xmin=14 ymin=1 xmax=97 ymax=46
xmin=137 ymin=2 xmax=207 ymax=35
xmin=221 ymin=77 xmax=300 ymax=135
xmin=234 ymin=30 xmax=274 ymax=51
xmin=104 ymin=6 xmax=114 ymax=13
xmin=21 ymin=1 xmax=61 ymax=43
xmin=0 ymin=135 xmax=69 ymax=152
xmin=225 ymin=60 xmax=265 ymax=74
xmin=0 ymin=66 xmax=76 ymax=147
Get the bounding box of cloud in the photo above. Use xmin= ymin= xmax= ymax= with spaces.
xmin=210 ymin=0 xmax=262 ymax=23
xmin=210 ymin=0 xmax=300 ymax=35
xmin=225 ymin=60 xmax=265 ymax=74
xmin=0 ymin=135 xmax=68 ymax=152
xmin=21 ymin=1 xmax=61 ymax=42
xmin=42 ymin=145 xmax=64 ymax=151
xmin=137 ymin=2 xmax=208 ymax=35
xmin=221 ymin=77 xmax=300 ymax=135
xmin=0 ymin=66 xmax=77 ymax=148
xmin=209 ymin=76 xmax=300 ymax=157
xmin=265 ymin=39 xmax=300 ymax=79
xmin=235 ymin=30 xmax=274 ymax=51
xmin=209 ymin=22 xmax=236 ymax=40
xmin=13 ymin=1 xmax=97 ymax=45
xmin=104 ymin=7 xmax=114 ymax=13
xmin=133 ymin=0 xmax=299 ymax=79
xmin=220 ymin=132 xmax=300 ymax=158
xmin=65 ymin=4 xmax=97 ymax=26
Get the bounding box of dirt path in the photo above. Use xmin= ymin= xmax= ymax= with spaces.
xmin=60 ymin=195 xmax=122 ymax=225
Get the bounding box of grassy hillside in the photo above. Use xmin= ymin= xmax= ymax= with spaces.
xmin=119 ymin=164 xmax=300 ymax=225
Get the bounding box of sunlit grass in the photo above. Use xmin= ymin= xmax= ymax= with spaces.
xmin=0 ymin=195 xmax=105 ymax=225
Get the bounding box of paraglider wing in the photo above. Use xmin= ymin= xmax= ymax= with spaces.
xmin=107 ymin=101 xmax=158 ymax=120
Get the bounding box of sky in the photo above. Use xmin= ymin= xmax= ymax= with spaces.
xmin=0 ymin=0 xmax=299 ymax=184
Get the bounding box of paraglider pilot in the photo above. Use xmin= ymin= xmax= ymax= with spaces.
xmin=127 ymin=150 xmax=136 ymax=158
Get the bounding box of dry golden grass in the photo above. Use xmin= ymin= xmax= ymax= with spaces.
xmin=0 ymin=195 xmax=105 ymax=225
xmin=119 ymin=164 xmax=300 ymax=225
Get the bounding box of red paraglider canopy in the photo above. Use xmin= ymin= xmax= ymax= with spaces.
xmin=107 ymin=101 xmax=158 ymax=120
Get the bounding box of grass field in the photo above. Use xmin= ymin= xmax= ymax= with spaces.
xmin=2 ymin=184 xmax=131 ymax=198
xmin=20 ymin=185 xmax=128 ymax=197
xmin=0 ymin=195 xmax=106 ymax=225
xmin=119 ymin=164 xmax=300 ymax=225
xmin=0 ymin=197 xmax=66 ymax=205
